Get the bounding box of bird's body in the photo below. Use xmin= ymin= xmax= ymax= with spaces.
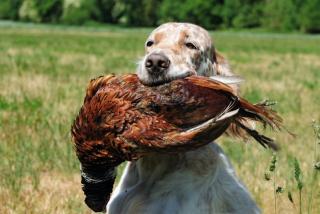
xmin=71 ymin=73 xmax=282 ymax=212
xmin=72 ymin=74 xmax=235 ymax=165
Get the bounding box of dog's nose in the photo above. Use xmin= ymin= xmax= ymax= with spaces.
xmin=145 ymin=54 xmax=170 ymax=74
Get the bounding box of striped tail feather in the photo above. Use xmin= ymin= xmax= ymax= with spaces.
xmin=229 ymin=99 xmax=284 ymax=150
xmin=239 ymin=99 xmax=283 ymax=130
xmin=81 ymin=164 xmax=116 ymax=212
xmin=235 ymin=120 xmax=279 ymax=150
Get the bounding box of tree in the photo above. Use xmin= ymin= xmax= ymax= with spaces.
xmin=159 ymin=0 xmax=224 ymax=30
xmin=300 ymin=0 xmax=320 ymax=33
xmin=263 ymin=0 xmax=303 ymax=31
xmin=62 ymin=0 xmax=99 ymax=25
xmin=36 ymin=0 xmax=63 ymax=23
xmin=117 ymin=0 xmax=161 ymax=26
xmin=231 ymin=0 xmax=265 ymax=28
xmin=62 ymin=0 xmax=117 ymax=25
xmin=96 ymin=0 xmax=117 ymax=23
xmin=19 ymin=0 xmax=41 ymax=22
xmin=0 ymin=0 xmax=23 ymax=20
xmin=19 ymin=0 xmax=62 ymax=23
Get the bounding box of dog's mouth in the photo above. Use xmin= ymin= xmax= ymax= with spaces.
xmin=140 ymin=71 xmax=195 ymax=86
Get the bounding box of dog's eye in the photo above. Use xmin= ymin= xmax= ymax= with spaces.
xmin=146 ymin=40 xmax=154 ymax=47
xmin=185 ymin=42 xmax=198 ymax=50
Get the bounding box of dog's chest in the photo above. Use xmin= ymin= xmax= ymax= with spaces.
xmin=107 ymin=146 xmax=224 ymax=214
xmin=107 ymin=144 xmax=260 ymax=214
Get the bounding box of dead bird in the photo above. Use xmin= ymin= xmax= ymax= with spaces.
xmin=71 ymin=74 xmax=283 ymax=212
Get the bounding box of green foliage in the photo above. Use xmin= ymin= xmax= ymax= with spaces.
xmin=1 ymin=0 xmax=320 ymax=33
xmin=18 ymin=0 xmax=62 ymax=23
xmin=264 ymin=172 xmax=271 ymax=181
xmin=61 ymin=0 xmax=116 ymax=25
xmin=0 ymin=0 xmax=23 ymax=20
xmin=300 ymin=0 xmax=320 ymax=33
xmin=276 ymin=186 xmax=284 ymax=194
xmin=312 ymin=121 xmax=320 ymax=170
xmin=36 ymin=0 xmax=63 ymax=23
xmin=96 ymin=0 xmax=117 ymax=23
xmin=288 ymin=191 xmax=294 ymax=204
xmin=0 ymin=1 xmax=11 ymax=19
xmin=293 ymin=158 xmax=304 ymax=213
xmin=117 ymin=0 xmax=161 ymax=26
xmin=294 ymin=158 xmax=303 ymax=190
xmin=269 ymin=153 xmax=277 ymax=172
xmin=159 ymin=0 xmax=224 ymax=29
xmin=19 ymin=0 xmax=41 ymax=22
xmin=223 ymin=0 xmax=264 ymax=28
xmin=62 ymin=0 xmax=95 ymax=25
xmin=312 ymin=121 xmax=320 ymax=143
xmin=263 ymin=0 xmax=304 ymax=31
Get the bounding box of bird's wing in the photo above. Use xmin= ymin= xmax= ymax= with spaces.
xmin=121 ymin=99 xmax=239 ymax=154
xmin=185 ymin=76 xmax=285 ymax=150
xmin=186 ymin=75 xmax=236 ymax=95
xmin=209 ymin=75 xmax=244 ymax=85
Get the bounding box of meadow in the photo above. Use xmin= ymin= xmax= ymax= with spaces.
xmin=0 ymin=22 xmax=319 ymax=213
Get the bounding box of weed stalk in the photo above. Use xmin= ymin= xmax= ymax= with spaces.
xmin=294 ymin=158 xmax=303 ymax=214
xmin=268 ymin=153 xmax=278 ymax=214
xmin=308 ymin=121 xmax=320 ymax=213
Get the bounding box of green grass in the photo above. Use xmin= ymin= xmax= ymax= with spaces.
xmin=0 ymin=21 xmax=319 ymax=213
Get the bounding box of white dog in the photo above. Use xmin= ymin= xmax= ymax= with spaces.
xmin=106 ymin=23 xmax=260 ymax=214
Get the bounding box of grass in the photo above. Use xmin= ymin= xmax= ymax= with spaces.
xmin=0 ymin=21 xmax=319 ymax=213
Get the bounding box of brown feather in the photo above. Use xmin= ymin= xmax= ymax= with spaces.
xmin=185 ymin=76 xmax=285 ymax=145
xmin=71 ymin=74 xmax=285 ymax=211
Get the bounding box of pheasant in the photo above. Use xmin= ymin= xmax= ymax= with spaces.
xmin=71 ymin=74 xmax=283 ymax=212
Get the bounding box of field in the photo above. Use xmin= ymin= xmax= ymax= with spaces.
xmin=0 ymin=21 xmax=319 ymax=213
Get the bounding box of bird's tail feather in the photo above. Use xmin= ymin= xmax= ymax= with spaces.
xmin=228 ymin=99 xmax=284 ymax=150
xmin=235 ymin=120 xmax=279 ymax=150
xmin=239 ymin=99 xmax=283 ymax=130
xmin=81 ymin=164 xmax=116 ymax=212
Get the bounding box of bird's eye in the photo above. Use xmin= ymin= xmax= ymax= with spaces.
xmin=185 ymin=42 xmax=198 ymax=50
xmin=146 ymin=40 xmax=154 ymax=47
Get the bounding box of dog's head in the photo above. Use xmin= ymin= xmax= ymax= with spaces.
xmin=137 ymin=22 xmax=230 ymax=86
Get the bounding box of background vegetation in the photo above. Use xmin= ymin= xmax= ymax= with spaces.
xmin=0 ymin=0 xmax=320 ymax=33
xmin=0 ymin=21 xmax=319 ymax=213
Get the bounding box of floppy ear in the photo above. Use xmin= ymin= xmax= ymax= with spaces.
xmin=212 ymin=50 xmax=234 ymax=77
xmin=211 ymin=49 xmax=239 ymax=95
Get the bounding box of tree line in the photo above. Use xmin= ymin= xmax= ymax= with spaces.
xmin=0 ymin=0 xmax=319 ymax=33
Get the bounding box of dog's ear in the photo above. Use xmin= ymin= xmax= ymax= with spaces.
xmin=212 ymin=49 xmax=234 ymax=77
xmin=211 ymin=49 xmax=239 ymax=94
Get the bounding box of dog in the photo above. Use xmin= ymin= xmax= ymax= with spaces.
xmin=106 ymin=23 xmax=260 ymax=214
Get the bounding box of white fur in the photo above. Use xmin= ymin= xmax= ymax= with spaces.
xmin=107 ymin=143 xmax=260 ymax=214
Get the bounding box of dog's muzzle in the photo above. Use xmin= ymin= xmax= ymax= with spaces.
xmin=145 ymin=53 xmax=170 ymax=75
